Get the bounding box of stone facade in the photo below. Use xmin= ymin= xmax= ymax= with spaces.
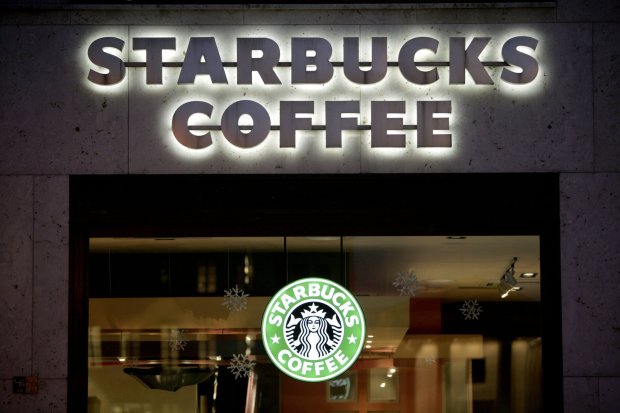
xmin=0 ymin=1 xmax=618 ymax=411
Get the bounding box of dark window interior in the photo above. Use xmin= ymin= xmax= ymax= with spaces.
xmin=70 ymin=173 xmax=562 ymax=413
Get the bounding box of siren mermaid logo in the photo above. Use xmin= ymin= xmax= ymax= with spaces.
xmin=262 ymin=277 xmax=366 ymax=382
xmin=286 ymin=301 xmax=343 ymax=359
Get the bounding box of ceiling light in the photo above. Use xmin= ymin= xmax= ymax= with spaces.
xmin=520 ymin=272 xmax=538 ymax=278
xmin=498 ymin=257 xmax=520 ymax=299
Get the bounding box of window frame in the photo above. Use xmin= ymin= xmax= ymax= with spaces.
xmin=69 ymin=173 xmax=562 ymax=412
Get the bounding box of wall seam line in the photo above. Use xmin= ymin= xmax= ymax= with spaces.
xmin=31 ymin=175 xmax=35 ymax=376
xmin=591 ymin=22 xmax=596 ymax=172
xmin=127 ymin=24 xmax=131 ymax=175
xmin=597 ymin=377 xmax=601 ymax=413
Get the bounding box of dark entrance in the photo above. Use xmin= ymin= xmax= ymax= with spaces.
xmin=69 ymin=173 xmax=562 ymax=413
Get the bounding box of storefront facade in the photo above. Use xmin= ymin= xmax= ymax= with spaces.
xmin=0 ymin=1 xmax=619 ymax=412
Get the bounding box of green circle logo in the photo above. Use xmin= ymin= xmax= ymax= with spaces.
xmin=261 ymin=277 xmax=366 ymax=382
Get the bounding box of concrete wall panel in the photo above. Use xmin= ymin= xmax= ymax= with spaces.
xmin=558 ymin=0 xmax=620 ymax=23
xmin=32 ymin=176 xmax=68 ymax=379
xmin=560 ymin=173 xmax=620 ymax=377
xmin=109 ymin=23 xmax=595 ymax=174
xmin=600 ymin=377 xmax=620 ymax=413
xmin=357 ymin=24 xmax=593 ymax=173
xmin=0 ymin=176 xmax=33 ymax=378
xmin=243 ymin=8 xmax=418 ymax=25
xmin=126 ymin=25 xmax=363 ymax=174
xmin=563 ymin=376 xmax=599 ymax=413
xmin=69 ymin=8 xmax=243 ymax=25
xmin=417 ymin=7 xmax=556 ymax=24
xmin=0 ymin=25 xmax=129 ymax=174
xmin=0 ymin=20 xmax=600 ymax=175
xmin=593 ymin=23 xmax=620 ymax=172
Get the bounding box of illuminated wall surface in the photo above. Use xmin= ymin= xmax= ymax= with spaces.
xmin=0 ymin=20 xmax=606 ymax=175
xmin=0 ymin=1 xmax=619 ymax=413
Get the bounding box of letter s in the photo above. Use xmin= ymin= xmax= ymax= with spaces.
xmin=87 ymin=37 xmax=126 ymax=85
xmin=501 ymin=36 xmax=539 ymax=84
xmin=269 ymin=313 xmax=283 ymax=327
xmin=346 ymin=315 xmax=359 ymax=327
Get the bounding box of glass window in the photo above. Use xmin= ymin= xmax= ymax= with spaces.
xmin=87 ymin=236 xmax=542 ymax=413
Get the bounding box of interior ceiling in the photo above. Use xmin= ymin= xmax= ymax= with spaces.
xmin=90 ymin=236 xmax=541 ymax=302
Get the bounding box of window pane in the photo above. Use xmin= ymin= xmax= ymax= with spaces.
xmin=88 ymin=235 xmax=542 ymax=413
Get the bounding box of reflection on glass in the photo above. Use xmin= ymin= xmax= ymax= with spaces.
xmin=87 ymin=236 xmax=543 ymax=413
xmin=368 ymin=368 xmax=399 ymax=402
xmin=328 ymin=371 xmax=357 ymax=401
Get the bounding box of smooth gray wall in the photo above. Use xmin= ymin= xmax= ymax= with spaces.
xmin=1 ymin=1 xmax=618 ymax=411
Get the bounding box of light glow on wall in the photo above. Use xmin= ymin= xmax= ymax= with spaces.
xmin=80 ymin=32 xmax=129 ymax=96
xmin=83 ymin=25 xmax=545 ymax=163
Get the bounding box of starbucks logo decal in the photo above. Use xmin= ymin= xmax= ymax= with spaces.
xmin=285 ymin=301 xmax=344 ymax=359
xmin=262 ymin=277 xmax=366 ymax=382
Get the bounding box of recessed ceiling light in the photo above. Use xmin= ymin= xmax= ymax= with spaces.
xmin=520 ymin=272 xmax=538 ymax=278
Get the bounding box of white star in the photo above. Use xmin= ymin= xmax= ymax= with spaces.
xmin=271 ymin=334 xmax=280 ymax=344
xmin=308 ymin=302 xmax=319 ymax=313
xmin=347 ymin=334 xmax=357 ymax=344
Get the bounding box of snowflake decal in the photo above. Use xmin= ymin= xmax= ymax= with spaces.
xmin=460 ymin=299 xmax=483 ymax=320
xmin=393 ymin=270 xmax=419 ymax=296
xmin=169 ymin=329 xmax=188 ymax=351
xmin=227 ymin=354 xmax=255 ymax=379
xmin=222 ymin=285 xmax=249 ymax=312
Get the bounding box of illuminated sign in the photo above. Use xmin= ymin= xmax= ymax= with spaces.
xmin=261 ymin=277 xmax=366 ymax=382
xmin=85 ymin=30 xmax=539 ymax=152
